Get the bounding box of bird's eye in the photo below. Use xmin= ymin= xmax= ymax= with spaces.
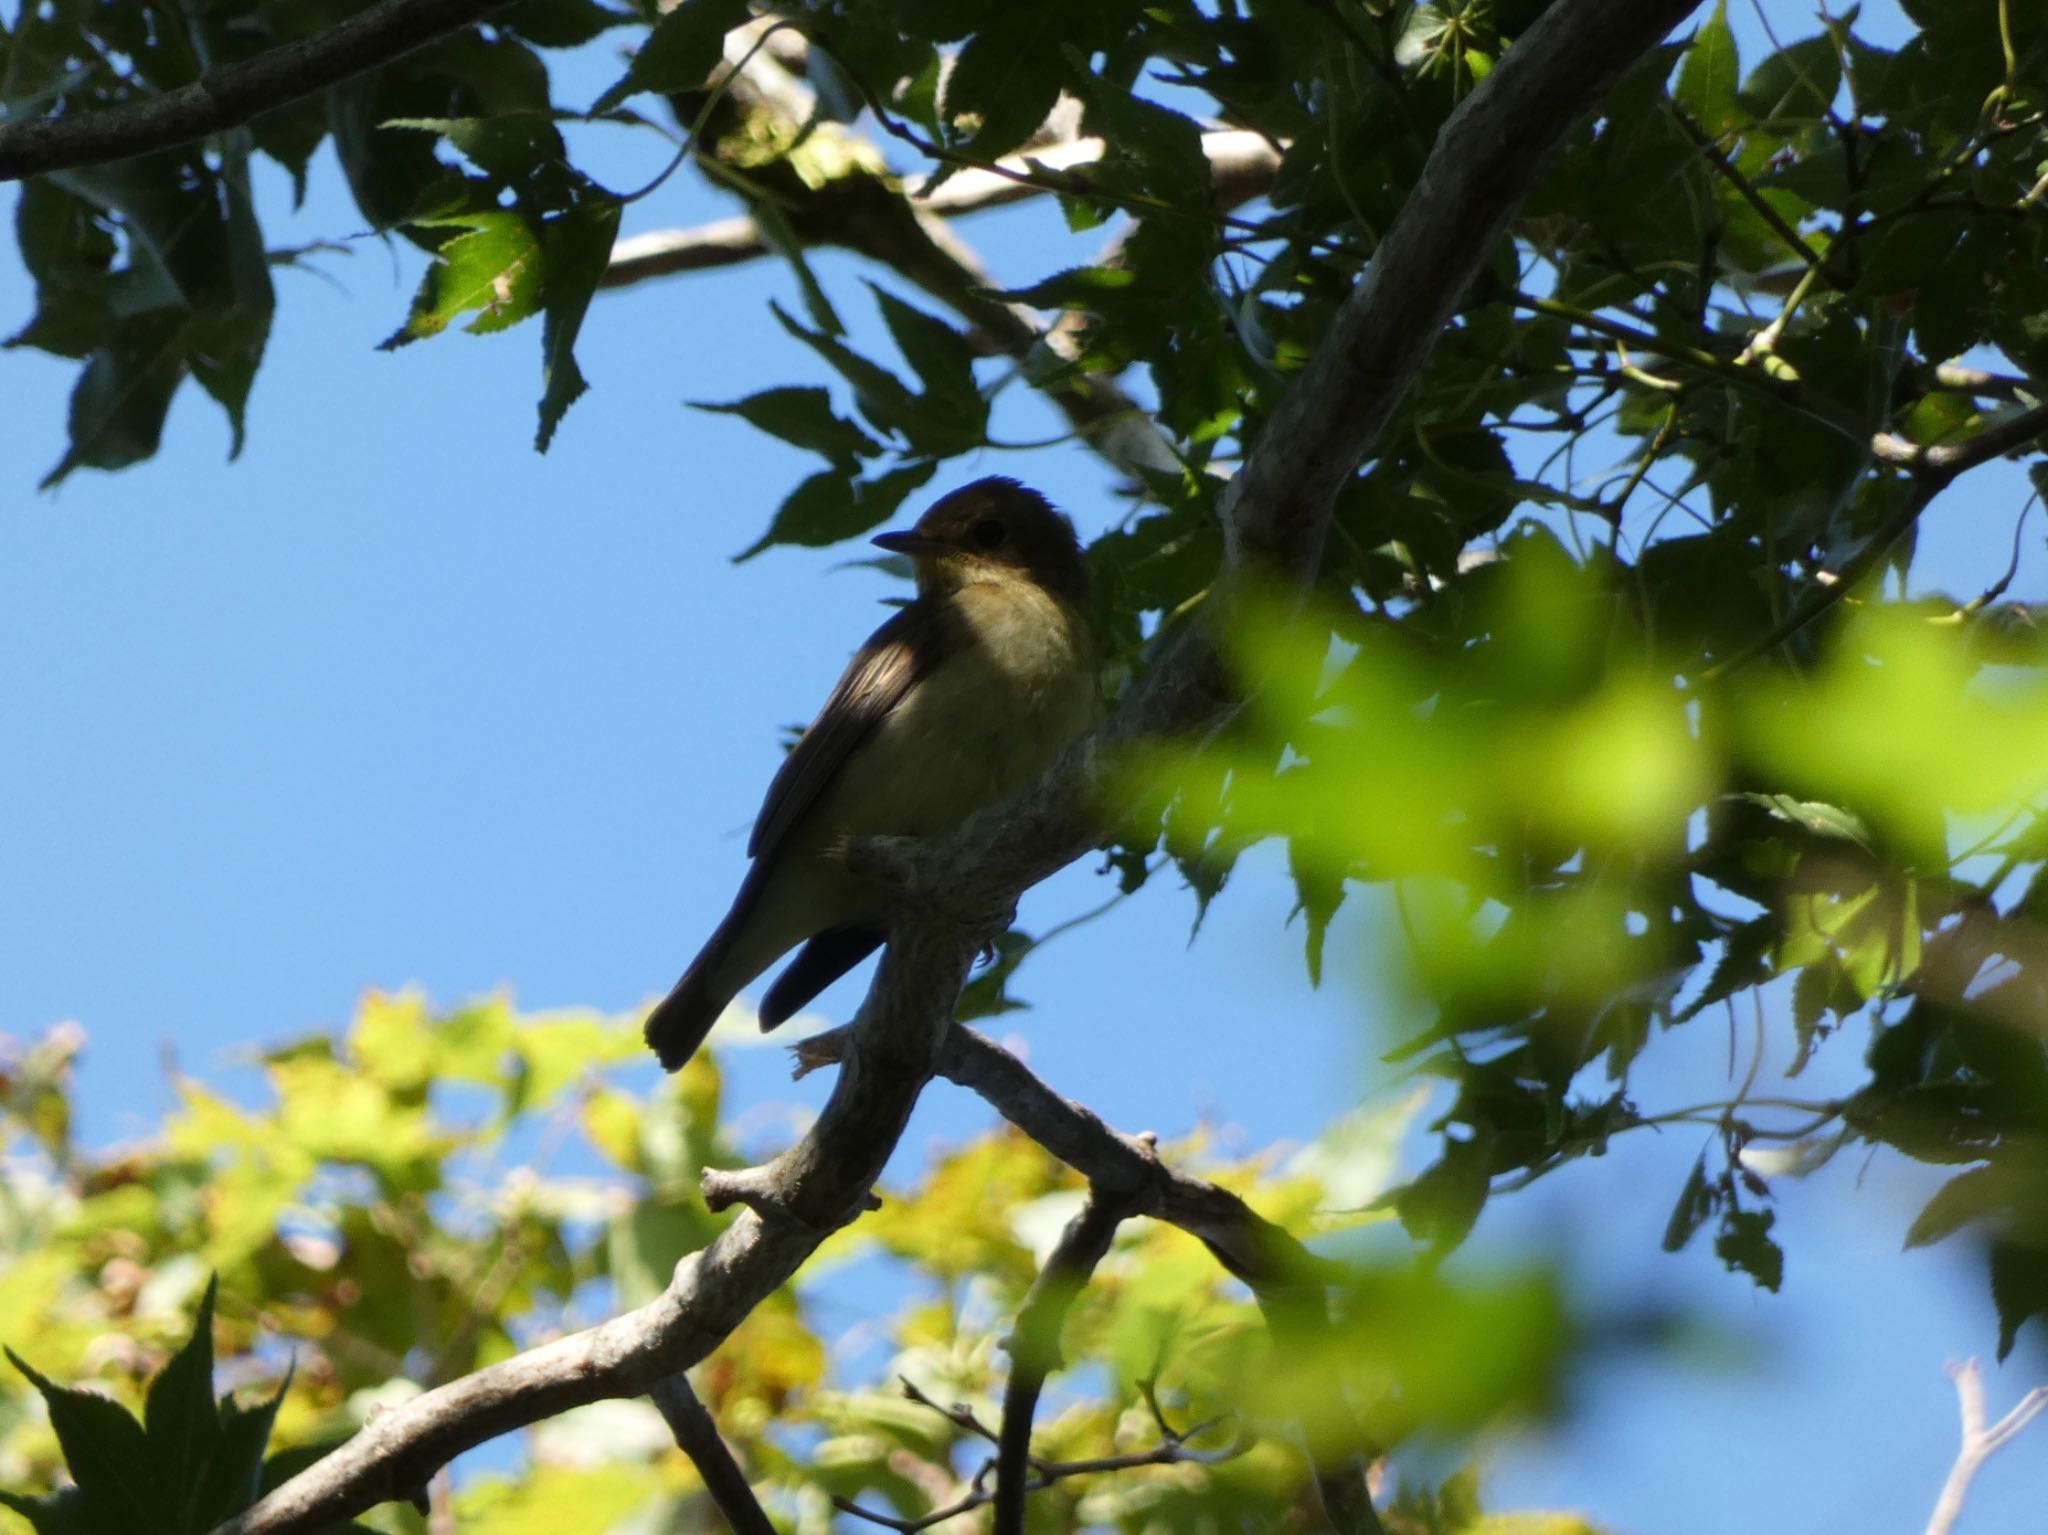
xmin=969 ymin=517 xmax=1006 ymax=549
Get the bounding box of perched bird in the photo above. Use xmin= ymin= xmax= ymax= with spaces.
xmin=644 ymin=477 xmax=1099 ymax=1071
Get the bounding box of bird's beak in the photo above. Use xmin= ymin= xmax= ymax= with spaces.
xmin=871 ymin=529 xmax=944 ymax=556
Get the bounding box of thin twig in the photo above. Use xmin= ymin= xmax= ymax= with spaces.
xmin=898 ymin=1376 xmax=1005 ymax=1449
xmin=1699 ymin=402 xmax=2048 ymax=683
xmin=1665 ymin=104 xmax=1823 ymax=267
xmin=1922 ymin=1359 xmax=2048 ymax=1535
xmin=648 ymin=1373 xmax=779 ymax=1535
xmin=833 ymin=1428 xmax=1249 ymax=1531
xmin=818 ymin=1022 xmax=1387 ymax=1534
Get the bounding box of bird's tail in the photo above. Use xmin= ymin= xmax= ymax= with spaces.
xmin=758 ymin=925 xmax=884 ymax=1029
xmin=644 ymin=890 xmax=761 ymax=1070
xmin=642 ymin=953 xmax=735 ymax=1072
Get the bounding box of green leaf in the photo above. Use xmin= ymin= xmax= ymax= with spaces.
xmin=771 ymin=302 xmax=980 ymax=457
xmin=1387 ymin=1135 xmax=1491 ymax=1253
xmin=379 ymin=212 xmax=543 ymax=348
xmin=499 ymin=0 xmax=636 ymax=49
xmin=386 ymin=113 xmax=576 ymax=204
xmin=1738 ymin=35 xmax=1843 ymax=120
xmin=192 ymin=1372 xmax=290 ymax=1527
xmin=1288 ymin=835 xmax=1344 ymax=986
xmin=738 ymin=461 xmax=939 ymax=559
xmin=1067 ymin=63 xmax=1211 ymax=207
xmin=955 ymin=930 xmax=1036 ymax=1022
xmin=1905 ymin=1165 xmax=2002 ymax=1249
xmin=1676 ymin=2 xmax=1741 ymax=138
xmin=535 ymin=195 xmax=622 ymax=450
xmin=1676 ymin=915 xmax=1776 ymax=1022
xmin=1661 ymin=1152 xmax=1717 ymax=1252
xmin=590 ymin=0 xmax=750 ymax=115
xmin=869 ymin=285 xmax=985 ymax=441
xmin=941 ymin=15 xmax=1067 ymax=160
xmin=692 ymin=387 xmax=882 ymax=469
xmin=0 ymin=1488 xmax=91 ymax=1535
xmin=995 ymin=265 xmax=1139 ymax=310
xmin=754 ymin=203 xmax=844 ymax=337
xmin=1735 ymin=793 xmax=1874 ymax=850
xmin=6 ymin=1350 xmax=157 ymax=1526
xmin=1714 ymin=1208 xmax=1783 ymax=1291
xmin=14 ymin=178 xmax=116 ymax=288
xmin=1991 ymin=1234 xmax=2048 ymax=1360
xmin=42 ymin=309 xmax=188 ymax=488
xmin=144 ymin=1275 xmax=223 ymax=1529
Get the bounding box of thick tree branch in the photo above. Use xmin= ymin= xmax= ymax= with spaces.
xmin=0 ymin=0 xmax=516 ymax=182
xmin=205 ymin=5 xmax=1696 ymax=1530
xmin=648 ymin=1373 xmax=778 ymax=1535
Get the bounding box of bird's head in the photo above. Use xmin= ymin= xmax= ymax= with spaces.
xmin=872 ymin=478 xmax=1090 ymax=606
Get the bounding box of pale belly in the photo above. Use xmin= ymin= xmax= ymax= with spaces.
xmin=823 ymin=583 xmax=1099 ymax=840
xmin=718 ymin=577 xmax=1099 ymax=982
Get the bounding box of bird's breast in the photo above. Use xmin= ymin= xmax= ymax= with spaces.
xmin=821 ymin=579 xmax=1098 ymax=841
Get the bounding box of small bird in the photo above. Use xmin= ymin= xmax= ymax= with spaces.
xmin=644 ymin=477 xmax=1099 ymax=1071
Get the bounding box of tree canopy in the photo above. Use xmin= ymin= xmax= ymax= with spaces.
xmin=3 ymin=0 xmax=2047 ymax=1531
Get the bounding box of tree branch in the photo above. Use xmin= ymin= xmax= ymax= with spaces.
xmin=1699 ymin=400 xmax=2048 ymax=682
xmin=648 ymin=1373 xmax=778 ymax=1535
xmin=0 ymin=0 xmax=517 ymax=182
xmin=612 ymin=69 xmax=1285 ymax=478
xmin=600 ymin=131 xmax=1284 ymax=289
xmin=994 ymin=1188 xmax=1132 ymax=1535
xmin=821 ymin=1021 xmax=1386 ymax=1532
xmin=204 ymin=5 xmax=1698 ymax=1529
xmin=1922 ymin=1358 xmax=2048 ymax=1535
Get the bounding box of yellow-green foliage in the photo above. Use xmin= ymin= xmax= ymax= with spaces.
xmin=1 ymin=994 xmax=1601 ymax=1533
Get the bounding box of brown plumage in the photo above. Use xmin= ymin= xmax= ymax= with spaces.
xmin=644 ymin=478 xmax=1099 ymax=1071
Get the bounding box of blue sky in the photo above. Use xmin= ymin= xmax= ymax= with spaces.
xmin=4 ymin=2 xmax=2047 ymax=1530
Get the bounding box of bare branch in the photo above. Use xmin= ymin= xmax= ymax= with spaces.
xmin=648 ymin=1373 xmax=778 ymax=1535
xmin=840 ymin=1023 xmax=1386 ymax=1532
xmin=1923 ymin=1359 xmax=2048 ymax=1535
xmin=1871 ymin=401 xmax=2048 ymax=476
xmin=799 ymin=1019 xmax=1339 ymax=1289
xmin=995 ymin=1188 xmax=1134 ymax=1535
xmin=604 ymin=123 xmax=1284 ymax=478
xmin=601 ymin=131 xmax=1286 ymax=290
xmin=1932 ymin=363 xmax=2041 ymax=402
xmin=0 ymin=0 xmax=516 ymax=182
xmin=206 ymin=6 xmax=1697 ymax=1529
xmin=603 ymin=219 xmax=770 ymax=285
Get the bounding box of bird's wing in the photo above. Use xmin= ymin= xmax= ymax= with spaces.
xmin=747 ymin=601 xmax=953 ymax=863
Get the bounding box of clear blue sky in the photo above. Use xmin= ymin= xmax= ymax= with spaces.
xmin=3 ymin=2 xmax=2045 ymax=1530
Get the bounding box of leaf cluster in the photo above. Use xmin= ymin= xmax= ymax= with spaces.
xmin=0 ymin=1002 xmax=1611 ymax=1533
